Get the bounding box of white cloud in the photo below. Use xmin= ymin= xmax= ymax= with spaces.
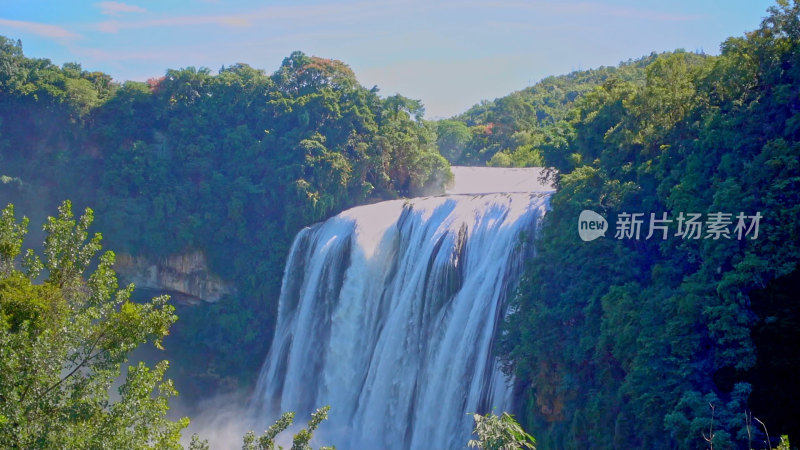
xmin=469 ymin=1 xmax=701 ymax=22
xmin=95 ymin=2 xmax=147 ymax=16
xmin=90 ymin=0 xmax=421 ymax=34
xmin=94 ymin=14 xmax=255 ymax=33
xmin=0 ymin=18 xmax=81 ymax=40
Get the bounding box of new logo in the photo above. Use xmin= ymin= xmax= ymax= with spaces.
xmin=578 ymin=210 xmax=607 ymax=241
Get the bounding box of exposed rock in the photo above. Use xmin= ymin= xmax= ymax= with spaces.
xmin=114 ymin=250 xmax=235 ymax=304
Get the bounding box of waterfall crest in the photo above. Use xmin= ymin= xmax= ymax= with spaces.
xmin=252 ymin=191 xmax=550 ymax=449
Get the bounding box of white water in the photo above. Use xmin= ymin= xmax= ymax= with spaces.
xmin=252 ymin=169 xmax=552 ymax=450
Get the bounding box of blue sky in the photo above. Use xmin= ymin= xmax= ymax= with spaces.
xmin=0 ymin=0 xmax=776 ymax=118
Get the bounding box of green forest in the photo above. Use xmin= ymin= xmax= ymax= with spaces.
xmin=2 ymin=0 xmax=800 ymax=448
xmin=0 ymin=43 xmax=450 ymax=399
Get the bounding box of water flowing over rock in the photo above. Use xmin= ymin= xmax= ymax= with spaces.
xmin=252 ymin=187 xmax=551 ymax=449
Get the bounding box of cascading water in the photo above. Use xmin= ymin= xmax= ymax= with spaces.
xmin=251 ymin=168 xmax=552 ymax=450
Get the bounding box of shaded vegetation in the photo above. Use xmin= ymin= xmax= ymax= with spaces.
xmin=498 ymin=1 xmax=800 ymax=448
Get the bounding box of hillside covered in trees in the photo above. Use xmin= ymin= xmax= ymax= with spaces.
xmin=0 ymin=42 xmax=449 ymax=397
xmin=436 ymin=56 xmax=652 ymax=168
xmin=491 ymin=2 xmax=800 ymax=448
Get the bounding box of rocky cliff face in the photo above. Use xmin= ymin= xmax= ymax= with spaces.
xmin=114 ymin=251 xmax=235 ymax=304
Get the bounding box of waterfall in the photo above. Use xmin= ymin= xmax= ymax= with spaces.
xmin=252 ymin=186 xmax=551 ymax=449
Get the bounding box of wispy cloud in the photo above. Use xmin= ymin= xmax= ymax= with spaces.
xmin=95 ymin=2 xmax=147 ymax=16
xmin=92 ymin=0 xmax=419 ymax=33
xmin=95 ymin=14 xmax=253 ymax=33
xmin=471 ymin=1 xmax=701 ymax=22
xmin=0 ymin=18 xmax=81 ymax=40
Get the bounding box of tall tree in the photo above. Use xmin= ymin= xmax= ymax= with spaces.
xmin=0 ymin=202 xmax=186 ymax=449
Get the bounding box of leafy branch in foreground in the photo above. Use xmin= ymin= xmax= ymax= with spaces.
xmin=241 ymin=405 xmax=333 ymax=450
xmin=468 ymin=411 xmax=536 ymax=450
xmin=0 ymin=201 xmax=186 ymax=449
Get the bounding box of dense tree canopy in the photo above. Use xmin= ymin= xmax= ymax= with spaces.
xmin=0 ymin=42 xmax=450 ymax=396
xmin=499 ymin=1 xmax=800 ymax=448
xmin=438 ymin=55 xmax=653 ymax=168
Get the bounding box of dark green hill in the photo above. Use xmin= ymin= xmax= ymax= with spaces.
xmin=494 ymin=2 xmax=800 ymax=447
